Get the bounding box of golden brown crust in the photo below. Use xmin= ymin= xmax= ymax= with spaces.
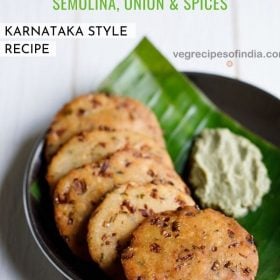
xmin=87 ymin=183 xmax=195 ymax=276
xmin=54 ymin=150 xmax=189 ymax=259
xmin=46 ymin=130 xmax=173 ymax=189
xmin=45 ymin=93 xmax=164 ymax=161
xmin=122 ymin=207 xmax=259 ymax=280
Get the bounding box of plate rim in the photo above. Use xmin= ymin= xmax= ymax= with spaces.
xmin=184 ymin=71 xmax=280 ymax=103
xmin=23 ymin=135 xmax=77 ymax=280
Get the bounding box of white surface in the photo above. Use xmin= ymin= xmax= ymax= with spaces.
xmin=0 ymin=1 xmax=279 ymax=279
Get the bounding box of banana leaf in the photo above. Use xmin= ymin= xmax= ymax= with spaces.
xmin=99 ymin=38 xmax=280 ymax=279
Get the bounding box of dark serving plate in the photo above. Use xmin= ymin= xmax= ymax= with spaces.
xmin=23 ymin=73 xmax=280 ymax=280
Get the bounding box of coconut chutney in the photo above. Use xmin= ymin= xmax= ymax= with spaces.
xmin=189 ymin=128 xmax=270 ymax=218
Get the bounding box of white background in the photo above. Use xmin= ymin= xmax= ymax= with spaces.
xmin=0 ymin=0 xmax=279 ymax=279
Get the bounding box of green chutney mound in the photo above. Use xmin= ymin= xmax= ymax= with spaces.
xmin=189 ymin=128 xmax=271 ymax=218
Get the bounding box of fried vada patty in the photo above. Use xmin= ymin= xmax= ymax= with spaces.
xmin=47 ymin=130 xmax=173 ymax=189
xmin=45 ymin=93 xmax=164 ymax=161
xmin=122 ymin=207 xmax=258 ymax=280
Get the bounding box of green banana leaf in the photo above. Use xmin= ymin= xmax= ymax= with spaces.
xmin=99 ymin=38 xmax=280 ymax=279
